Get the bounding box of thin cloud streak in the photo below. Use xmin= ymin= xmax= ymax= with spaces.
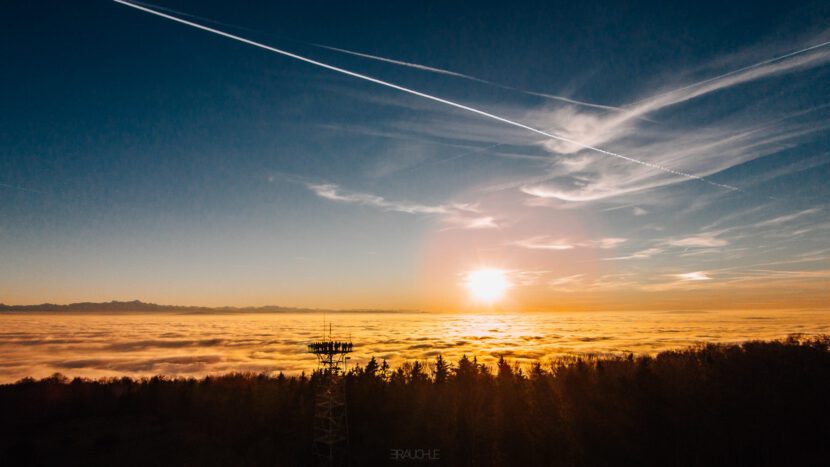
xmin=674 ymin=271 xmax=712 ymax=281
xmin=527 ymin=48 xmax=830 ymax=159
xmin=629 ymin=37 xmax=830 ymax=110
xmin=603 ymin=247 xmax=665 ymax=261
xmin=513 ymin=237 xmax=575 ymax=251
xmin=308 ymin=183 xmax=503 ymax=229
xmin=445 ymin=215 xmax=500 ymax=230
xmin=512 ymin=237 xmax=627 ymax=251
xmin=307 ymin=183 xmax=472 ymax=215
xmin=665 ymin=234 xmax=728 ymax=248
xmin=752 ymin=208 xmax=822 ymax=228
xmin=515 ymin=106 xmax=829 ymax=203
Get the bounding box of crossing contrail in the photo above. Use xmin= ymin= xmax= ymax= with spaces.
xmin=429 ymin=37 xmax=830 ymax=173
xmin=127 ymin=0 xmax=627 ymax=113
xmin=307 ymin=43 xmax=628 ymax=112
xmin=113 ymin=0 xmax=742 ymax=193
xmin=309 ymin=44 xmax=473 ymax=79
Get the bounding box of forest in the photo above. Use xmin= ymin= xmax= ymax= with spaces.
xmin=1 ymin=336 xmax=828 ymax=466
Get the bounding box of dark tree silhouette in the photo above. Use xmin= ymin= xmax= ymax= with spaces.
xmin=433 ymin=354 xmax=449 ymax=385
xmin=1 ymin=336 xmax=829 ymax=466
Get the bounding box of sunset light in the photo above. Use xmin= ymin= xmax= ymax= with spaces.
xmin=3 ymin=1 xmax=830 ymax=464
xmin=465 ymin=269 xmax=510 ymax=303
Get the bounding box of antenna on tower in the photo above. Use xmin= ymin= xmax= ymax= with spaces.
xmin=308 ymin=324 xmax=354 ymax=466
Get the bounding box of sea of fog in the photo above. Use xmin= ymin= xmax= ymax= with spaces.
xmin=1 ymin=310 xmax=829 ymax=382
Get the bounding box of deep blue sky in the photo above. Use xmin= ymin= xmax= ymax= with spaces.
xmin=1 ymin=0 xmax=829 ymax=309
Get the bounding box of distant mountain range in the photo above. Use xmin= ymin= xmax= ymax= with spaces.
xmin=0 ymin=300 xmax=416 ymax=314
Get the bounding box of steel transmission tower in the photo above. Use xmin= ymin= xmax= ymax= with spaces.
xmin=308 ymin=326 xmax=353 ymax=467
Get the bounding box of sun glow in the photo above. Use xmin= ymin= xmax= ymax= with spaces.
xmin=465 ymin=268 xmax=510 ymax=303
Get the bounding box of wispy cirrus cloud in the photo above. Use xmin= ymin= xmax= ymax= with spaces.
xmin=696 ymin=207 xmax=825 ymax=240
xmin=593 ymin=238 xmax=628 ymax=249
xmin=534 ymin=44 xmax=830 ymax=156
xmin=752 ymin=208 xmax=822 ymax=228
xmin=674 ymin=271 xmax=712 ymax=281
xmin=632 ymin=207 xmax=649 ymax=216
xmin=548 ymin=274 xmax=585 ymax=287
xmin=547 ymin=274 xmax=589 ymax=292
xmin=512 ymin=237 xmax=574 ymax=251
xmin=664 ymin=233 xmax=729 ymax=248
xmin=307 ymin=183 xmax=501 ymax=230
xmin=442 ymin=214 xmax=500 ymax=230
xmin=333 ymin=29 xmax=830 ymax=206
xmin=273 ymin=18 xmax=830 ymax=214
xmin=307 ymin=183 xmax=473 ymax=215
xmin=120 ymin=2 xmax=830 ymax=208
xmin=518 ymin=109 xmax=829 ymax=203
xmin=600 ymin=232 xmax=728 ymax=263
xmin=500 ymin=37 xmax=830 ymax=204
xmin=299 ymin=30 xmax=830 ymax=304
xmin=603 ymin=247 xmax=665 ymax=261
xmin=512 ymin=236 xmax=626 ymax=251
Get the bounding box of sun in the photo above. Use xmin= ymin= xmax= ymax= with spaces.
xmin=465 ymin=268 xmax=510 ymax=303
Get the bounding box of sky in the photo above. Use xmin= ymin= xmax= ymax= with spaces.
xmin=1 ymin=0 xmax=829 ymax=311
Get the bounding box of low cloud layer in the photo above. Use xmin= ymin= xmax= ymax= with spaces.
xmin=2 ymin=310 xmax=829 ymax=383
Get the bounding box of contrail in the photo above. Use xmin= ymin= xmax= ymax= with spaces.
xmin=308 ymin=43 xmax=628 ymax=112
xmin=127 ymin=0 xmax=262 ymax=34
xmin=128 ymin=0 xmax=627 ymax=113
xmin=430 ymin=37 xmax=830 ymax=172
xmin=113 ymin=0 xmax=742 ymax=193
xmin=129 ymin=1 xmax=465 ymax=79
xmin=310 ymin=44 xmax=473 ymax=79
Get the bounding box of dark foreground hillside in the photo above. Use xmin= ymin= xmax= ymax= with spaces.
xmin=1 ymin=337 xmax=829 ymax=466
